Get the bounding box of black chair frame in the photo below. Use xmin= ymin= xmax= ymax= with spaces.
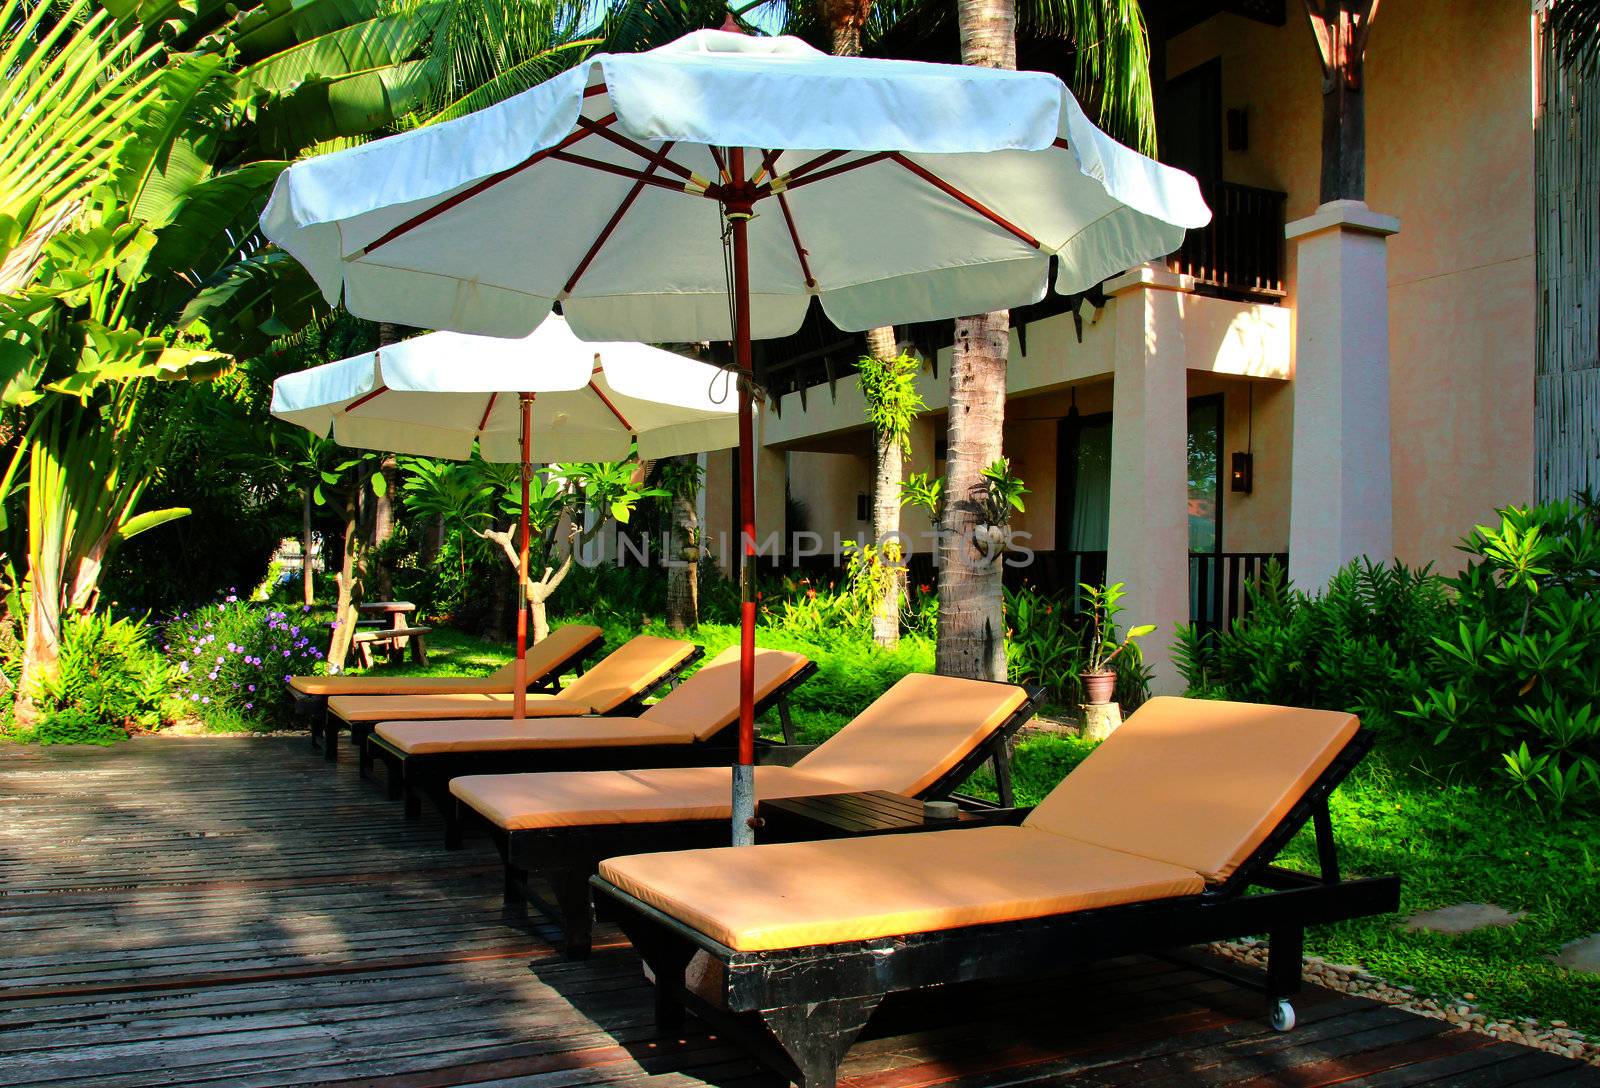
xmin=295 ymin=628 xmax=606 ymax=762
xmin=339 ymin=644 xmax=704 ymax=773
xmin=487 ymin=682 xmax=1044 ymax=958
xmin=369 ymin=660 xmax=820 ymax=846
xmin=591 ymin=729 xmax=1399 ymax=1088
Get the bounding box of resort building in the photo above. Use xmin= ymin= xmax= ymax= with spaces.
xmin=697 ymin=0 xmax=1540 ymax=691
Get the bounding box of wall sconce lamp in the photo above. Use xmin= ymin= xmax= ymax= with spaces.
xmin=1231 ymin=451 xmax=1254 ymax=494
xmin=1231 ymin=383 xmax=1255 ymax=494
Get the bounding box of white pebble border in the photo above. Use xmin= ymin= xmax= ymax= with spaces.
xmin=1212 ymin=939 xmax=1599 ymax=1066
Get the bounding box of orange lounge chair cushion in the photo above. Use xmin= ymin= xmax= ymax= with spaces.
xmin=791 ymin=672 xmax=1027 ymax=797
xmin=375 ymin=716 xmax=698 ymax=755
xmin=328 ymin=690 xmax=593 ymax=723
xmin=598 ymin=826 xmax=1204 ymax=952
xmin=450 ymin=765 xmax=856 ymax=831
xmin=328 ymin=635 xmax=698 ymax=723
xmin=375 ymin=646 xmax=811 ymax=755
xmin=289 ymin=624 xmax=600 ymax=698
xmin=1023 ymin=696 xmax=1359 ymax=883
xmin=641 ymin=646 xmax=811 ymax=741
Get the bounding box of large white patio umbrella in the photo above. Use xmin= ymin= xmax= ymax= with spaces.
xmin=261 ymin=27 xmax=1210 ymax=843
xmin=270 ymin=315 xmax=741 ymax=717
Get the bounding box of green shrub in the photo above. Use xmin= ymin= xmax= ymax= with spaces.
xmin=1004 ymin=585 xmax=1152 ymax=709
xmin=1176 ymin=499 xmax=1600 ymax=816
xmin=163 ymin=595 xmax=324 ymax=730
xmin=31 ymin=706 xmax=127 ymax=746
xmin=1404 ymin=501 xmax=1600 ymax=817
xmin=23 ymin=612 xmax=170 ymax=743
xmin=1174 ymin=558 xmax=1450 ymax=729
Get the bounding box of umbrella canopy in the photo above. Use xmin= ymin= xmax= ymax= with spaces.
xmin=271 ymin=315 xmax=741 ymax=719
xmin=262 ymin=29 xmax=1210 ymax=342
xmin=270 ymin=316 xmax=742 ymax=462
xmin=261 ymin=28 xmax=1210 ymax=845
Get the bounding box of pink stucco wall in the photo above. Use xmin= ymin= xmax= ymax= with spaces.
xmin=1170 ymin=2 xmax=1536 ymax=572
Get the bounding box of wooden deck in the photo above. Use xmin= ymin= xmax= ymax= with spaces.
xmin=3 ymin=736 xmax=1597 ymax=1088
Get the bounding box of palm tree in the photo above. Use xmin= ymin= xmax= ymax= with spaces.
xmin=776 ymin=0 xmax=1153 ymax=664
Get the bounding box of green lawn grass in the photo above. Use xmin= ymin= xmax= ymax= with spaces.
xmin=346 ymin=620 xmax=1600 ymax=1035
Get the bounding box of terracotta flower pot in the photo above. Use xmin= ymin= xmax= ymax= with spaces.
xmin=1081 ymin=670 xmax=1116 ymax=705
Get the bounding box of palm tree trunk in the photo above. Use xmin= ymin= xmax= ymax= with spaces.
xmin=368 ymin=322 xmax=402 ymax=598
xmin=937 ymin=0 xmax=1015 ymax=681
xmin=830 ymin=14 xmax=904 ymax=648
xmin=301 ymin=488 xmax=316 ymax=607
xmin=14 ymin=587 xmax=60 ymax=726
xmin=937 ymin=312 xmax=1009 ymax=679
xmin=870 ymin=402 xmax=903 ymax=648
xmin=327 ymin=488 xmax=362 ymax=672
xmin=667 ymin=480 xmax=700 ymax=632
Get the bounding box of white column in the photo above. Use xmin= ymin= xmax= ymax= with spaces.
xmin=1104 ymin=264 xmax=1192 ymax=696
xmin=1286 ymin=200 xmax=1399 ymax=590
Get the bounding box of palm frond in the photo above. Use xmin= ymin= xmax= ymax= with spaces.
xmin=1551 ymin=0 xmax=1600 ymax=77
xmin=0 ymin=0 xmax=165 ymax=246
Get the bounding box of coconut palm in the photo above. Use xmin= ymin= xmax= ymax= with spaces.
xmin=770 ymin=0 xmax=1153 ymax=674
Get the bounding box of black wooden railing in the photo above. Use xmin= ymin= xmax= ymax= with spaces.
xmin=816 ymin=547 xmax=1283 ymax=635
xmin=1189 ymin=551 xmax=1288 ymax=636
xmin=1169 ymin=181 xmax=1288 ymax=302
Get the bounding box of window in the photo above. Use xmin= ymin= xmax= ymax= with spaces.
xmin=1188 ymin=396 xmax=1223 ymax=553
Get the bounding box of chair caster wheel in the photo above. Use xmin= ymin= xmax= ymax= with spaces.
xmin=1270 ymin=999 xmax=1296 ymax=1032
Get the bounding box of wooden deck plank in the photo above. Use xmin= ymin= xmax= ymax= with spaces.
xmin=2 ymin=738 xmax=1597 ymax=1088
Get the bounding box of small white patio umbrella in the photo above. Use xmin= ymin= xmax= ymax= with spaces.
xmin=271 ymin=315 xmax=741 ymax=716
xmin=261 ymin=28 xmax=1210 ymax=843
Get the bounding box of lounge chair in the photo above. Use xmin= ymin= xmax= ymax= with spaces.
xmin=324 ymin=635 xmax=705 ymax=769
xmin=367 ymin=646 xmax=819 ymax=843
xmin=289 ymin=623 xmax=605 ymax=758
xmin=451 ymin=673 xmax=1042 ymax=956
xmin=591 ymin=696 xmax=1401 ymax=1088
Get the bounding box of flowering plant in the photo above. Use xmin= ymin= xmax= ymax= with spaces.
xmin=163 ymin=591 xmax=325 ymax=728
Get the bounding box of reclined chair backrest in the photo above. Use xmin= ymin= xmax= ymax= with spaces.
xmin=483 ymin=623 xmax=603 ymax=686
xmin=554 ymin=635 xmax=700 ymax=713
xmin=639 ymin=646 xmax=812 ymax=741
xmin=794 ymin=673 xmax=1029 ymax=797
xmin=1023 ymin=696 xmax=1359 ymax=884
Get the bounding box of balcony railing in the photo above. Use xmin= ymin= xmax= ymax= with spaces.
xmin=1169 ymin=181 xmax=1288 ymax=302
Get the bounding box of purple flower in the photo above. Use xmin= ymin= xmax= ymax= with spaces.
xmin=244 ymin=702 xmax=253 ymax=710
xmin=247 ymin=684 xmax=255 ymax=692
xmin=201 ymin=696 xmax=211 ymax=704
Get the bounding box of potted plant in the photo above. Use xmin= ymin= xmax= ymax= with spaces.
xmin=975 ymin=458 xmax=1028 ymax=559
xmin=1079 ymin=581 xmax=1155 ymax=705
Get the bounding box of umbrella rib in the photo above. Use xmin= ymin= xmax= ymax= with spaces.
xmin=574 ymin=118 xmax=694 ymax=182
xmin=358 ymin=116 xmax=617 ymax=258
xmin=781 ymin=152 xmax=894 ymax=192
xmin=775 ymin=192 xmax=816 ymax=290
xmin=477 ymin=392 xmax=499 ymax=432
xmin=777 ymin=150 xmax=848 ymax=185
xmin=563 ymin=141 xmax=679 ymax=297
xmin=888 ymin=153 xmax=1041 ymax=249
xmin=547 ymin=151 xmax=708 ymax=196
xmin=344 ymin=385 xmax=389 ymax=412
xmin=587 ymin=374 xmax=634 ymax=432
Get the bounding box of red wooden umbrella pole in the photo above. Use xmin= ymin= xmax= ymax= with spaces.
xmin=727 ymin=147 xmax=759 ymax=846
xmin=513 ymin=392 xmax=534 ymax=720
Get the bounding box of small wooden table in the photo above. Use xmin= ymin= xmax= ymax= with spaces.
xmin=758 ymin=790 xmax=1015 ymax=842
xmin=358 ymin=601 xmax=416 ymax=630
xmin=351 ymin=601 xmax=429 ymax=666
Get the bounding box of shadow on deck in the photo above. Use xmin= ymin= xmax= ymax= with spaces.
xmin=0 ymin=736 xmax=1594 ymax=1088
